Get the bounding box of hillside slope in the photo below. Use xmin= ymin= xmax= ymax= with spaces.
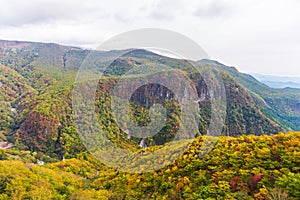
xmin=0 ymin=132 xmax=299 ymax=199
xmin=0 ymin=39 xmax=298 ymax=158
xmin=199 ymin=59 xmax=300 ymax=131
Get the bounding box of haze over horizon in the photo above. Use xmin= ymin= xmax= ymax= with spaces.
xmin=0 ymin=0 xmax=299 ymax=76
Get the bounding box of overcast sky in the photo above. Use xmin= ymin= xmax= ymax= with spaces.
xmin=0 ymin=0 xmax=299 ymax=76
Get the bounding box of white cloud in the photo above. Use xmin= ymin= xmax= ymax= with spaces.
xmin=0 ymin=0 xmax=299 ymax=76
xmin=193 ymin=0 xmax=235 ymax=18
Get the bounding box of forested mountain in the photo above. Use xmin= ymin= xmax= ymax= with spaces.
xmin=0 ymin=39 xmax=299 ymax=157
xmin=199 ymin=59 xmax=300 ymax=131
xmin=0 ymin=39 xmax=299 ymax=199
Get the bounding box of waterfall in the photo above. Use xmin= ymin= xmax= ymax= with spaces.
xmin=139 ymin=138 xmax=147 ymax=148
xmin=124 ymin=129 xmax=131 ymax=139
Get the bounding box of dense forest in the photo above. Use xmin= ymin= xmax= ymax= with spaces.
xmin=0 ymin=132 xmax=299 ymax=199
xmin=0 ymin=40 xmax=299 ymax=199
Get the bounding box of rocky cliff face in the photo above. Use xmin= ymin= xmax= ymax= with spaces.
xmin=102 ymin=57 xmax=282 ymax=136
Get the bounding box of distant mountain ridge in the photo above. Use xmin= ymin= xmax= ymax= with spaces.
xmin=251 ymin=73 xmax=300 ymax=89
